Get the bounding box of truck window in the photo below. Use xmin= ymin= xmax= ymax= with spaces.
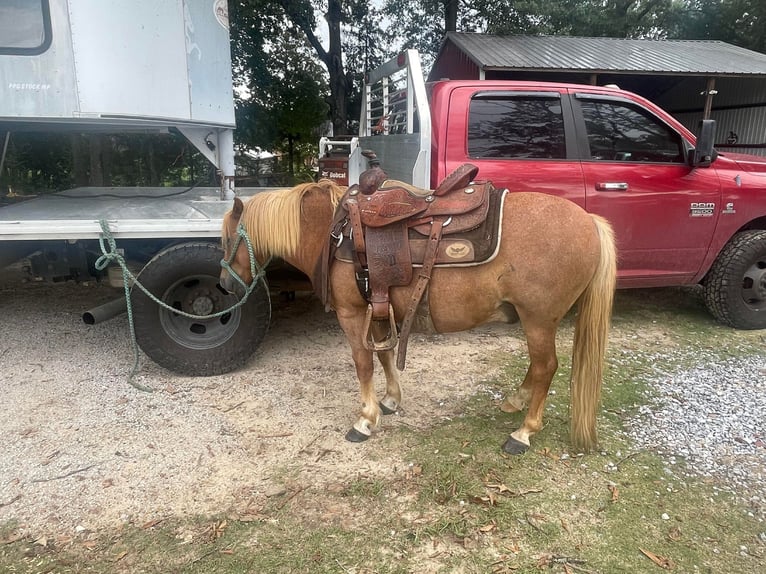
xmin=0 ymin=0 xmax=51 ymax=55
xmin=579 ymin=99 xmax=684 ymax=163
xmin=468 ymin=95 xmax=566 ymax=159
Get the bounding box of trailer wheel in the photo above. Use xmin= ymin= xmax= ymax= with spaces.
xmin=703 ymin=230 xmax=766 ymax=330
xmin=131 ymin=242 xmax=271 ymax=376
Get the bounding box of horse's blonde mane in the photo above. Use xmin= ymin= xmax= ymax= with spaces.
xmin=240 ymin=179 xmax=346 ymax=257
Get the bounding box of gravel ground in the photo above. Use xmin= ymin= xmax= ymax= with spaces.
xmin=625 ymin=354 xmax=766 ymax=520
xmin=0 ymin=265 xmax=512 ymax=537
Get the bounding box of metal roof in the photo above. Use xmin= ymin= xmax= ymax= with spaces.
xmin=443 ymin=33 xmax=766 ymax=76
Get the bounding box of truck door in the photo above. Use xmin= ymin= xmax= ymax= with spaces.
xmin=573 ymin=93 xmax=722 ymax=286
xmin=444 ymin=88 xmax=586 ymax=207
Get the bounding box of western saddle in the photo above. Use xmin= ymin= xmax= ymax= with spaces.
xmin=321 ymin=162 xmax=500 ymax=370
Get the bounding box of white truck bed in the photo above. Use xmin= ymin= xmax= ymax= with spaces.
xmin=0 ymin=187 xmax=269 ymax=241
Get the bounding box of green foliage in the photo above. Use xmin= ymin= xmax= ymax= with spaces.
xmin=475 ymin=0 xmax=683 ymax=38
xmin=666 ymin=0 xmax=766 ymax=52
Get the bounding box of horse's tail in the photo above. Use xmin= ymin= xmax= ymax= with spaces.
xmin=569 ymin=215 xmax=617 ymax=452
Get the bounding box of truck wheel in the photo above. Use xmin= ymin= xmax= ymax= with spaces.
xmin=131 ymin=242 xmax=271 ymax=376
xmin=703 ymin=230 xmax=766 ymax=330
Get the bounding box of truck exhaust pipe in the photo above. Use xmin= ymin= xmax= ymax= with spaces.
xmin=82 ymin=297 xmax=127 ymax=325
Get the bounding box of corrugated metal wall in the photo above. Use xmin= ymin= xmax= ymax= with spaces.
xmin=659 ymin=77 xmax=766 ymax=157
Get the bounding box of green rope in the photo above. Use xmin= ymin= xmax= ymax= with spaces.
xmin=94 ymin=219 xmax=270 ymax=392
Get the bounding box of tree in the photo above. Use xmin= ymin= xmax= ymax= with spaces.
xmin=383 ymin=0 xmax=483 ymax=65
xmin=277 ymin=0 xmax=389 ymax=135
xmin=668 ymin=0 xmax=766 ymax=53
xmin=229 ymin=0 xmax=329 ymax=179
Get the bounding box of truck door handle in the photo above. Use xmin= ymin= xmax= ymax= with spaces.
xmin=596 ymin=182 xmax=629 ymax=191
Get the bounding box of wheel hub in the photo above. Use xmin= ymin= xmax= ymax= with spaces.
xmin=159 ymin=276 xmax=240 ymax=350
xmin=742 ymin=258 xmax=766 ymax=308
xmin=190 ymin=293 xmax=215 ymax=316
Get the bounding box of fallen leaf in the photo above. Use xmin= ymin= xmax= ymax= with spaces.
xmin=608 ymin=484 xmax=620 ymax=502
xmin=639 ymin=547 xmax=674 ymax=569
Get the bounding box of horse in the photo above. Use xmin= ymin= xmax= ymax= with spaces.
xmin=220 ymin=177 xmax=617 ymax=454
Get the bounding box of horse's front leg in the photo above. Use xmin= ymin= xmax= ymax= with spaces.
xmin=336 ymin=310 xmax=384 ymax=442
xmin=345 ymin=343 xmax=381 ymax=442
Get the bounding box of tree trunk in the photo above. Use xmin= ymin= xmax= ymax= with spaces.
xmin=326 ymin=0 xmax=349 ymax=135
xmin=280 ymin=0 xmax=350 ymax=135
xmin=445 ymin=0 xmax=458 ymax=32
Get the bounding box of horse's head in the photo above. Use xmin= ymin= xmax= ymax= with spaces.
xmin=220 ymin=196 xmax=253 ymax=296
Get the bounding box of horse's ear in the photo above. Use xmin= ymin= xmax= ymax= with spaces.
xmin=232 ymin=197 xmax=244 ymax=219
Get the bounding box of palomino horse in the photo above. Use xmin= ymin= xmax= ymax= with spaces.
xmin=220 ymin=178 xmax=617 ymax=454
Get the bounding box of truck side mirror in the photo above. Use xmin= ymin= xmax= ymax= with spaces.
xmin=691 ymin=119 xmax=718 ymax=167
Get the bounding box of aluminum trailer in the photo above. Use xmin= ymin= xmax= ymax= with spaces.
xmin=0 ymin=0 xmax=272 ymax=376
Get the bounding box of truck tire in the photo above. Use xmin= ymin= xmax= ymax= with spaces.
xmin=131 ymin=241 xmax=271 ymax=376
xmin=703 ymin=230 xmax=766 ymax=330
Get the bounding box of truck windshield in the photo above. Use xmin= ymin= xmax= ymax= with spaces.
xmin=0 ymin=0 xmax=50 ymax=55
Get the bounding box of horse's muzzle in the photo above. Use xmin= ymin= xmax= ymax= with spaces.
xmin=219 ymin=272 xmax=243 ymax=297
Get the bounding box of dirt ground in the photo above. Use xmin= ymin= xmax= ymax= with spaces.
xmin=0 ymin=267 xmax=523 ymax=538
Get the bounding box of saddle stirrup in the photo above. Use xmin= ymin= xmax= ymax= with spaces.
xmin=362 ymin=303 xmax=398 ymax=352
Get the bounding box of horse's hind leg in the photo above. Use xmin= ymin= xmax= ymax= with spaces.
xmin=502 ymin=322 xmax=559 ymax=455
xmin=376 ymin=347 xmax=401 ymax=414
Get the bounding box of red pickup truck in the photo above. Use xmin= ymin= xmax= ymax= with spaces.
xmin=320 ymin=50 xmax=766 ymax=330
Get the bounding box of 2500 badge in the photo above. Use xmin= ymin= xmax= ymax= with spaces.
xmin=690 ymin=202 xmax=715 ymax=217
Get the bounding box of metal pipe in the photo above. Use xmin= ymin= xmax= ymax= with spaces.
xmin=82 ymin=296 xmax=126 ymax=325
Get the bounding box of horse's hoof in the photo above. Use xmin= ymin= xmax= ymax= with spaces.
xmin=345 ymin=428 xmax=370 ymax=443
xmin=379 ymin=401 xmax=397 ymax=415
xmin=502 ymin=436 xmax=529 ymax=455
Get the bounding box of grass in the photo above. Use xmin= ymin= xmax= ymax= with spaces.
xmin=1 ymin=287 xmax=765 ymax=573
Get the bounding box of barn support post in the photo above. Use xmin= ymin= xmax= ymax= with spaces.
xmin=702 ymin=77 xmax=716 ymax=120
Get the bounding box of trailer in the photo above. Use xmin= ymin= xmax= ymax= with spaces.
xmin=0 ymin=0 xmax=273 ymax=376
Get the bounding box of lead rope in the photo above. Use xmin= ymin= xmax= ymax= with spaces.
xmin=94 ymin=220 xmax=270 ymax=392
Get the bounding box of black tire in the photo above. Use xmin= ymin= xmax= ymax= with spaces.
xmin=131 ymin=242 xmax=271 ymax=376
xmin=703 ymin=230 xmax=766 ymax=330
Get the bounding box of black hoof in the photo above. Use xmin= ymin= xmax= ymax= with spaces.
xmin=345 ymin=428 xmax=370 ymax=443
xmin=502 ymin=436 xmax=529 ymax=455
xmin=379 ymin=401 xmax=397 ymax=415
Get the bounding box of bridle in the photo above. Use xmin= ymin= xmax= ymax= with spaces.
xmin=220 ymin=221 xmax=270 ymax=299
